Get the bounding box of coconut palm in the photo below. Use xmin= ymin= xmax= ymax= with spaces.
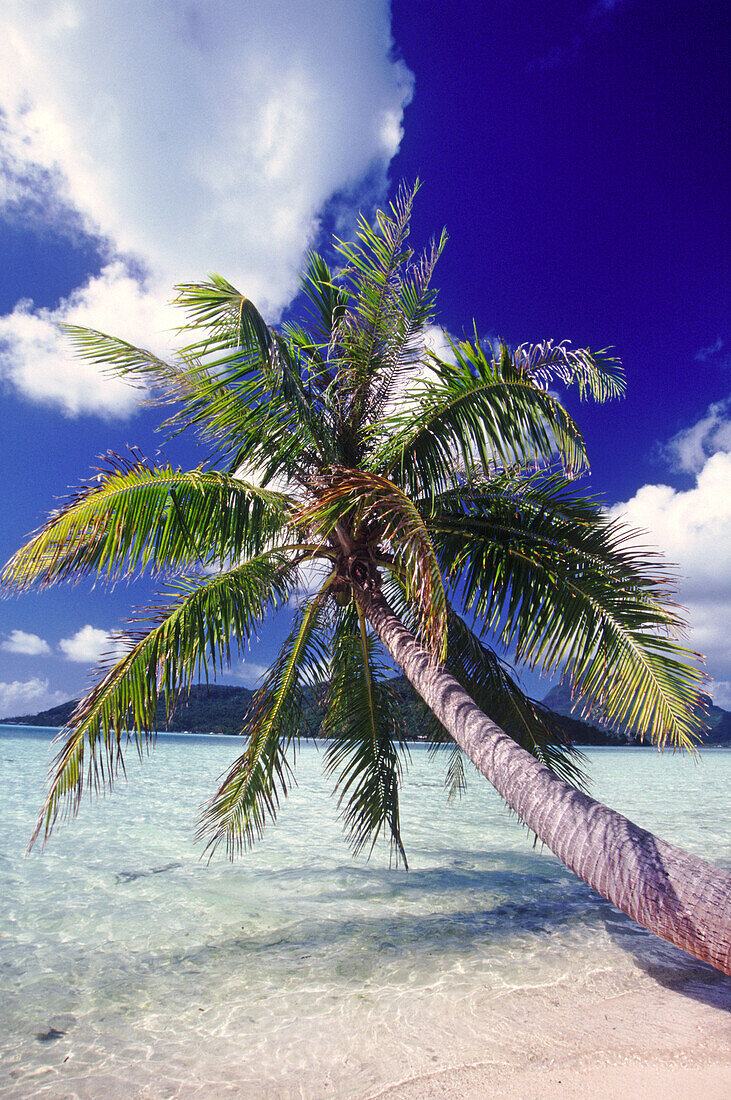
xmin=4 ymin=184 xmax=729 ymax=973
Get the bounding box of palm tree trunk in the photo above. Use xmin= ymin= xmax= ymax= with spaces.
xmin=356 ymin=585 xmax=731 ymax=975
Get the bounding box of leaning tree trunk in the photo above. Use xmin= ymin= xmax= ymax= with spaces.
xmin=356 ymin=586 xmax=731 ymax=975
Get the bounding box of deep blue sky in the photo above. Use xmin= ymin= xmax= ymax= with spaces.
xmin=0 ymin=0 xmax=728 ymax=715
xmin=391 ymin=0 xmax=729 ymax=500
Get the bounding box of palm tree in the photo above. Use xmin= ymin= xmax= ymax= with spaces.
xmin=4 ymin=184 xmax=729 ymax=973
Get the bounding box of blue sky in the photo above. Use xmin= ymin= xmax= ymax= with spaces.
xmin=0 ymin=0 xmax=728 ymax=718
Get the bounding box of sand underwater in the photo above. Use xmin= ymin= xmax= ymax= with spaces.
xmin=1 ymin=728 xmax=728 ymax=1098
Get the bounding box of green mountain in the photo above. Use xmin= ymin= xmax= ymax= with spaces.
xmin=542 ymin=684 xmax=731 ymax=746
xmin=0 ymin=677 xmax=440 ymax=739
xmin=4 ymin=677 xmax=729 ymax=745
xmin=1 ymin=684 xmax=259 ymax=737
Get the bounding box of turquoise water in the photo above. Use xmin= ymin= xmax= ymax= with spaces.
xmin=0 ymin=726 xmax=728 ymax=1098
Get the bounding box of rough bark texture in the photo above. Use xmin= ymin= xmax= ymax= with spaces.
xmin=357 ymin=587 xmax=731 ymax=975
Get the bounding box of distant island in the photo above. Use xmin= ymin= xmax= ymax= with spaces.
xmin=2 ymin=677 xmax=729 ymax=746
xmin=542 ymin=683 xmax=731 ymax=747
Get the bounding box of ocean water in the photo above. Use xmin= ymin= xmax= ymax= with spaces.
xmin=0 ymin=726 xmax=728 ymax=1098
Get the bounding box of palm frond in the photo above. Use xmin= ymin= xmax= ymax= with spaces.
xmin=29 ymin=553 xmax=294 ymax=850
xmin=61 ymin=325 xmax=178 ymax=397
xmin=365 ymin=227 xmax=448 ymax=421
xmin=61 ymin=314 xmax=308 ymax=480
xmin=441 ymin=742 xmax=469 ymax=800
xmin=420 ymin=606 xmax=587 ymax=794
xmin=297 ymin=468 xmax=447 ymax=659
xmin=169 ymin=281 xmax=338 ymax=476
xmin=322 ymin=603 xmax=409 ymax=866
xmin=371 ymin=336 xmax=590 ymax=502
xmin=162 ymin=348 xmax=322 ymax=481
xmin=423 ymin=728 xmax=468 ymax=801
xmin=173 ymin=273 xmax=275 ymax=362
xmin=429 ymin=472 xmax=706 ymax=748
xmin=331 ymin=181 xmax=423 ymax=436
xmin=294 ymin=250 xmax=350 ymax=355
xmin=512 ymin=340 xmax=624 ymax=403
xmin=197 ymin=582 xmax=333 ymax=858
xmin=2 ymin=453 xmax=291 ymax=592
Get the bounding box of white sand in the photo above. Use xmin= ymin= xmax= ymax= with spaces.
xmin=369 ymin=979 xmax=730 ymax=1099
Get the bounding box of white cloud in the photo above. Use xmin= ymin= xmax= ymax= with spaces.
xmin=58 ymin=624 xmax=126 ymax=663
xmin=1 ymin=629 xmax=51 ymax=655
xmin=0 ymin=262 xmax=172 ymax=417
xmin=0 ymin=1 xmax=413 ymax=416
xmin=234 ymin=661 xmax=270 ymax=688
xmin=609 ymin=404 xmax=731 ymax=678
xmin=288 ymin=558 xmax=331 ymax=607
xmin=710 ymin=681 xmax=731 ymax=709
xmin=660 ymin=398 xmax=731 ymax=474
xmin=423 ymin=324 xmax=456 ymax=364
xmin=0 ymin=677 xmax=66 ymax=717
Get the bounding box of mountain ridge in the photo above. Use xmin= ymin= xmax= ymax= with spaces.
xmin=3 ymin=679 xmax=729 ymax=745
xmin=542 ymin=683 xmax=731 ymax=746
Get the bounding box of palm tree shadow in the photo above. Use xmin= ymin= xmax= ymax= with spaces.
xmin=111 ymin=849 xmax=728 ymax=1009
xmin=601 ymin=907 xmax=730 ymax=1010
xmin=347 ymin=842 xmax=731 ymax=1011
xmin=576 ymin=801 xmax=731 ymax=1009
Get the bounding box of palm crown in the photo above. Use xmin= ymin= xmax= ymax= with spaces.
xmin=3 ymin=183 xmax=705 ymax=866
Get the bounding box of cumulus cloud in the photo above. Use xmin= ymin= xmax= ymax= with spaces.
xmin=609 ymin=402 xmax=731 ymax=679
xmin=660 ymin=398 xmax=731 ymax=474
xmin=0 ymin=676 xmax=66 ymax=717
xmin=1 ymin=629 xmax=51 ymax=656
xmin=287 ymin=558 xmax=332 ymax=608
xmin=58 ymin=624 xmax=126 ymax=663
xmin=422 ymin=324 xmax=456 ymax=363
xmin=0 ymin=262 xmax=172 ymax=417
xmin=0 ymin=1 xmax=412 ymax=416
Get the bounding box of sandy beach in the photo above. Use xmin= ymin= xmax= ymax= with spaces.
xmin=371 ymin=976 xmax=730 ymax=1100
xmin=8 ymin=966 xmax=729 ymax=1099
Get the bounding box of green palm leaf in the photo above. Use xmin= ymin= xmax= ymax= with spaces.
xmin=197 ymin=585 xmax=332 ymax=858
xmin=2 ymin=453 xmax=291 ymax=591
xmin=332 ymin=181 xmax=425 ymax=436
xmin=370 ymin=337 xmax=593 ymax=501
xmin=65 ymin=294 xmax=325 ymax=483
xmin=29 ymin=553 xmax=294 ymax=850
xmin=292 ymin=250 xmax=350 ymax=355
xmin=61 ymin=324 xmax=178 ymax=396
xmin=429 ymin=472 xmax=706 ymax=748
xmin=513 ymin=340 xmax=624 ymax=403
xmin=365 ymin=226 xmax=448 ymax=421
xmin=322 ymin=603 xmax=409 ymax=867
xmin=159 ymin=339 xmax=322 ymax=481
xmin=174 ymin=273 xmax=275 ymax=362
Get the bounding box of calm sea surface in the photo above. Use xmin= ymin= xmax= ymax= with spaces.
xmin=1 ymin=726 xmax=728 ymax=1098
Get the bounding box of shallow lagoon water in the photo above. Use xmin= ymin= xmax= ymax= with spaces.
xmin=1 ymin=726 xmax=728 ymax=1098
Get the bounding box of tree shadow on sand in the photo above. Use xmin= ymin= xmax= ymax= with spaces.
xmin=600 ymin=906 xmax=730 ymax=1010
xmin=109 ymin=845 xmax=729 ymax=1008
